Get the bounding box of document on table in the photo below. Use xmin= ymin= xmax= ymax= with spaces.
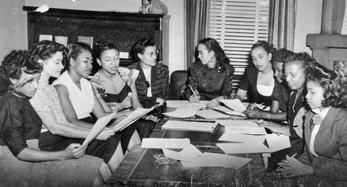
xmin=212 ymin=106 xmax=247 ymax=117
xmin=261 ymin=121 xmax=290 ymax=136
xmin=141 ymin=138 xmax=190 ymax=149
xmin=265 ymin=134 xmax=291 ymax=152
xmin=82 ymin=111 xmax=117 ymax=148
xmin=218 ymin=133 xmax=266 ymax=143
xmin=220 ymin=99 xmax=247 ymax=112
xmin=113 ymin=107 xmax=154 ymax=131
xmin=181 ymin=152 xmax=252 ymax=169
xmin=161 ymin=120 xmax=218 ymax=132
xmin=166 ymin=100 xmax=209 ymax=108
xmin=216 ymin=142 xmax=270 ymax=154
xmin=216 ymin=120 xmax=258 ymax=127
xmin=163 ymin=105 xmax=202 ymax=118
xmin=162 ymin=144 xmax=202 ymax=163
xmin=195 ymin=109 xmax=231 ymax=119
xmin=225 ymin=126 xmax=267 ymax=135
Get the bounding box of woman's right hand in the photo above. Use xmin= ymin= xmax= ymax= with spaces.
xmin=96 ymin=128 xmax=116 ymax=140
xmin=189 ymin=95 xmax=200 ymax=103
xmin=64 ymin=143 xmax=86 ymax=159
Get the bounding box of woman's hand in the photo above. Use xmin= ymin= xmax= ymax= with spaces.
xmin=244 ymin=108 xmax=265 ymax=119
xmin=189 ymin=95 xmax=200 ymax=103
xmin=276 ymin=155 xmax=313 ymax=177
xmin=64 ymin=143 xmax=86 ymax=159
xmin=206 ymin=98 xmax=220 ymax=109
xmin=96 ymin=128 xmax=116 ymax=140
xmin=156 ymin=97 xmax=165 ymax=106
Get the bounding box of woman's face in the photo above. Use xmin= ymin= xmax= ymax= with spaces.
xmin=306 ymin=80 xmax=324 ymax=110
xmin=43 ymin=51 xmax=64 ymax=78
xmin=11 ymin=72 xmax=40 ymax=98
xmin=197 ymin=44 xmax=215 ymax=67
xmin=251 ymin=47 xmax=272 ymax=72
xmin=273 ymin=61 xmax=284 ymax=83
xmin=98 ymin=49 xmax=120 ymax=74
xmin=71 ymin=50 xmax=93 ymax=78
xmin=139 ymin=45 xmax=158 ymax=67
xmin=284 ymin=61 xmax=306 ymax=91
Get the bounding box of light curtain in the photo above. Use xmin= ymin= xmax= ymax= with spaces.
xmin=184 ymin=0 xmax=210 ymax=69
xmin=268 ymin=0 xmax=296 ymax=50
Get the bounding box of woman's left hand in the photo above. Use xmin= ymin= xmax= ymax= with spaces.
xmin=206 ymin=98 xmax=220 ymax=109
xmin=276 ymin=155 xmax=313 ymax=178
xmin=244 ymin=107 xmax=264 ymax=119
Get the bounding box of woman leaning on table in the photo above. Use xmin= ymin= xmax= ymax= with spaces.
xmin=0 ymin=50 xmax=104 ymax=186
xmin=182 ymin=37 xmax=235 ymax=108
xmin=277 ymin=62 xmax=347 ymax=183
xmin=128 ymin=37 xmax=170 ymax=118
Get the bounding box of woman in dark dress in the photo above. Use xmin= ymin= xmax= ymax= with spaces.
xmin=182 ymin=37 xmax=235 ymax=108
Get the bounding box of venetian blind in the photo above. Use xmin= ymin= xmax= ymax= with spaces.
xmin=209 ymin=0 xmax=270 ymax=94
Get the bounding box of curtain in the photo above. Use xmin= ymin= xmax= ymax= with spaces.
xmin=268 ymin=0 xmax=296 ymax=51
xmin=184 ymin=0 xmax=210 ymax=69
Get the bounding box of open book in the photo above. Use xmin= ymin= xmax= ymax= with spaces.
xmin=112 ymin=106 xmax=155 ymax=131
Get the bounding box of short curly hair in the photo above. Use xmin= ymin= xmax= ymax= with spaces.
xmin=0 ymin=50 xmax=42 ymax=80
xmin=251 ymin=41 xmax=276 ymax=57
xmin=307 ymin=62 xmax=347 ymax=109
xmin=130 ymin=37 xmax=156 ymax=63
xmin=273 ymin=48 xmax=294 ymax=63
xmin=284 ymin=52 xmax=315 ymax=76
xmin=30 ymin=40 xmax=65 ymax=65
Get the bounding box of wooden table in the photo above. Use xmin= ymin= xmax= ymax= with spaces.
xmin=107 ymin=120 xmax=290 ymax=186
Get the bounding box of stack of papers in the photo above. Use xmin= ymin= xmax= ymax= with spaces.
xmin=141 ymin=138 xmax=190 ymax=149
xmin=212 ymin=105 xmax=247 ymax=117
xmin=163 ymin=105 xmax=201 ymax=118
xmin=220 ymin=99 xmax=247 ymax=112
xmin=166 ymin=100 xmax=208 ymax=108
xmin=112 ymin=107 xmax=154 ymax=131
xmin=195 ymin=109 xmax=231 ymax=119
xmin=162 ymin=144 xmax=251 ymax=169
xmin=162 ymin=120 xmax=218 ymax=132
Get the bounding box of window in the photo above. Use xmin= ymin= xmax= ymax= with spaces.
xmin=209 ymin=0 xmax=270 ymax=93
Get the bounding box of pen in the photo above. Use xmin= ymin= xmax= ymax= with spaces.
xmin=188 ymin=85 xmax=197 ymax=97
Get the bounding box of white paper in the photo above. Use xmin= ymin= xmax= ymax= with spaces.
xmin=35 ymin=4 xmax=49 ymax=13
xmin=141 ymin=138 xmax=190 ymax=149
xmin=163 ymin=105 xmax=201 ymax=118
xmin=216 ymin=120 xmax=258 ymax=127
xmin=218 ymin=133 xmax=266 ymax=143
xmin=82 ymin=111 xmax=117 ymax=147
xmin=162 ymin=120 xmax=217 ymax=132
xmin=162 ymin=144 xmax=202 ymax=162
xmin=225 ymin=126 xmax=267 ymax=135
xmin=195 ymin=109 xmax=231 ymax=119
xmin=265 ymin=134 xmax=291 ymax=152
xmin=221 ymin=99 xmax=247 ymax=112
xmin=213 ymin=106 xmax=247 ymax=116
xmin=113 ymin=107 xmax=154 ymax=131
xmin=216 ymin=142 xmax=270 ymax=154
xmin=262 ymin=121 xmax=290 ymax=136
xmin=166 ymin=100 xmax=208 ymax=108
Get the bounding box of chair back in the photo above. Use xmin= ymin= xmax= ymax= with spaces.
xmin=170 ymin=70 xmax=188 ymax=100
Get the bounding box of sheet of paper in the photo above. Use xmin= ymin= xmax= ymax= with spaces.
xmin=141 ymin=138 xmax=190 ymax=149
xmin=82 ymin=111 xmax=117 ymax=147
xmin=262 ymin=121 xmax=290 ymax=136
xmin=166 ymin=100 xmax=208 ymax=108
xmin=216 ymin=142 xmax=270 ymax=154
xmin=216 ymin=120 xmax=258 ymax=127
xmin=221 ymin=99 xmax=247 ymax=112
xmin=162 ymin=120 xmax=217 ymax=132
xmin=218 ymin=133 xmax=266 ymax=143
xmin=265 ymin=134 xmax=291 ymax=152
xmin=225 ymin=126 xmax=267 ymax=135
xmin=213 ymin=105 xmax=247 ymax=117
xmin=163 ymin=105 xmax=201 ymax=118
xmin=113 ymin=107 xmax=154 ymax=131
xmin=162 ymin=144 xmax=202 ymax=162
xmin=195 ymin=109 xmax=231 ymax=119
xmin=181 ymin=152 xmax=251 ymax=169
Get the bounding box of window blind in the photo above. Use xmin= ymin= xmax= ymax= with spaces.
xmin=209 ymin=0 xmax=270 ymax=94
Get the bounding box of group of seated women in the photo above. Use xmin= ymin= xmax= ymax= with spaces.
xmin=1 ymin=36 xmax=347 ymax=186
xmin=0 ymin=38 xmax=169 ymax=186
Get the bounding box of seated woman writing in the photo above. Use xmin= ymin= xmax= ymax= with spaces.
xmin=0 ymin=50 xmax=104 ymax=186
xmin=29 ymin=40 xmax=125 ymax=174
xmin=277 ymin=62 xmax=347 ymax=183
xmin=53 ymin=42 xmax=140 ymax=159
xmin=128 ymin=38 xmax=170 ymax=118
xmin=182 ymin=38 xmax=235 ymax=108
xmin=90 ymin=39 xmax=156 ymax=139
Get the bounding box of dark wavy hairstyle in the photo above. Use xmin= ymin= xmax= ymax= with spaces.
xmin=94 ymin=39 xmax=119 ymax=59
xmin=251 ymin=41 xmax=276 ymax=58
xmin=284 ymin=52 xmax=316 ymax=76
xmin=198 ymin=38 xmax=230 ymax=73
xmin=273 ymin=48 xmax=294 ymax=63
xmin=30 ymin=40 xmax=65 ymax=64
xmin=63 ymin=42 xmax=93 ymax=72
xmin=130 ymin=37 xmax=156 ymax=63
xmin=0 ymin=50 xmax=42 ymax=80
xmin=307 ymin=62 xmax=347 ymax=109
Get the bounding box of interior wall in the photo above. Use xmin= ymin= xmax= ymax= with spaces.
xmin=0 ymin=0 xmax=27 ymax=64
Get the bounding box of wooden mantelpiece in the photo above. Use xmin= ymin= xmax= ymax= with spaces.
xmin=23 ymin=6 xmax=170 ymax=70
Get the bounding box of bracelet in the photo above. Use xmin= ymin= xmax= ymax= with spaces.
xmin=266 ymin=114 xmax=270 ymax=120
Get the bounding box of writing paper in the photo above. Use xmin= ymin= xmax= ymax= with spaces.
xmin=166 ymin=100 xmax=208 ymax=108
xmin=113 ymin=107 xmax=154 ymax=131
xmin=195 ymin=109 xmax=231 ymax=119
xmin=212 ymin=105 xmax=247 ymax=116
xmin=218 ymin=133 xmax=266 ymax=143
xmin=163 ymin=105 xmax=201 ymax=118
xmin=216 ymin=120 xmax=258 ymax=127
xmin=82 ymin=111 xmax=117 ymax=147
xmin=265 ymin=134 xmax=291 ymax=152
xmin=225 ymin=126 xmax=267 ymax=135
xmin=216 ymin=142 xmax=270 ymax=154
xmin=262 ymin=121 xmax=290 ymax=136
xmin=221 ymin=99 xmax=247 ymax=112
xmin=141 ymin=138 xmax=190 ymax=149
xmin=162 ymin=144 xmax=202 ymax=162
xmin=162 ymin=120 xmax=217 ymax=132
